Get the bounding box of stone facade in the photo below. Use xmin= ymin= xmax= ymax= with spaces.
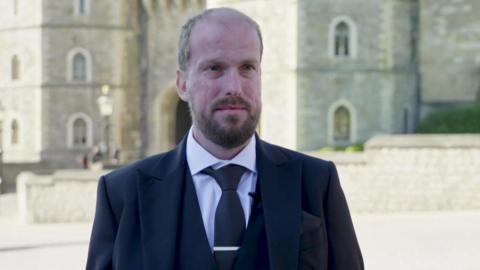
xmin=297 ymin=0 xmax=418 ymax=149
xmin=1 ymin=0 xmax=479 ymax=186
xmin=0 ymin=0 xmax=43 ymax=163
xmin=419 ymin=0 xmax=480 ymax=115
xmin=0 ymin=0 xmax=141 ymax=169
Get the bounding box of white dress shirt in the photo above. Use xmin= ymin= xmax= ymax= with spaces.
xmin=186 ymin=128 xmax=258 ymax=250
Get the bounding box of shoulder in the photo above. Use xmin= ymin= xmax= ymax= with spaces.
xmin=258 ymin=139 xmax=334 ymax=170
xmin=101 ymin=147 xmax=177 ymax=190
xmin=258 ymin=139 xmax=337 ymax=200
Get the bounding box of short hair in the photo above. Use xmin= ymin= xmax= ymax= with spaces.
xmin=177 ymin=7 xmax=263 ymax=71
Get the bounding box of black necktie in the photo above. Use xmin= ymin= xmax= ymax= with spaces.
xmin=202 ymin=164 xmax=247 ymax=270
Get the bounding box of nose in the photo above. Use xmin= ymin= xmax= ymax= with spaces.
xmin=223 ymin=69 xmax=242 ymax=96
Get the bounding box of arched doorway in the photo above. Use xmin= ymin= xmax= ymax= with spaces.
xmin=175 ymin=100 xmax=191 ymax=143
xmin=333 ymin=106 xmax=350 ymax=142
xmin=327 ymin=100 xmax=357 ymax=146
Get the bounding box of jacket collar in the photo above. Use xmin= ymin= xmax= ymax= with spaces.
xmin=136 ymin=136 xmax=188 ymax=270
xmin=256 ymin=137 xmax=302 ymax=270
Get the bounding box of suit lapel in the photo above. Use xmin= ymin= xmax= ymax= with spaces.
xmin=136 ymin=138 xmax=187 ymax=270
xmin=257 ymin=139 xmax=302 ymax=270
xmin=176 ymin=168 xmax=217 ymax=270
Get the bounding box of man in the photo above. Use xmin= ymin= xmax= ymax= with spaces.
xmin=87 ymin=7 xmax=363 ymax=270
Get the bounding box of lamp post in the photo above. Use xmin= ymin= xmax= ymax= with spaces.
xmin=97 ymin=85 xmax=113 ymax=164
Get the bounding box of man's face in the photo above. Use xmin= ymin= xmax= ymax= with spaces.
xmin=177 ymin=16 xmax=262 ymax=148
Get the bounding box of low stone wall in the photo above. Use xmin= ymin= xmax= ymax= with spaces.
xmin=13 ymin=135 xmax=480 ymax=223
xmin=314 ymin=135 xmax=480 ymax=213
xmin=17 ymin=170 xmax=107 ymax=223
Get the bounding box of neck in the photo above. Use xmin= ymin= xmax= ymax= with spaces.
xmin=192 ymin=126 xmax=250 ymax=160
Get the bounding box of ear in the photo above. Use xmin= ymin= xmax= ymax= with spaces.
xmin=176 ymin=69 xmax=189 ymax=102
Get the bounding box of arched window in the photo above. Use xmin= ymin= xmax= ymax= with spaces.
xmin=67 ymin=113 xmax=93 ymax=148
xmin=11 ymin=55 xmax=20 ymax=80
xmin=72 ymin=53 xmax=87 ymax=81
xmin=328 ymin=16 xmax=358 ymax=59
xmin=335 ymin=22 xmax=350 ymax=57
xmin=11 ymin=119 xmax=19 ymax=145
xmin=73 ymin=118 xmax=87 ymax=146
xmin=333 ymin=106 xmax=350 ymax=141
xmin=67 ymin=48 xmax=92 ymax=82
xmin=79 ymin=0 xmax=86 ymax=14
xmin=328 ymin=100 xmax=357 ymax=145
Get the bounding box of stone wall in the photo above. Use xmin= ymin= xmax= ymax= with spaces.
xmin=13 ymin=135 xmax=480 ymax=223
xmin=16 ymin=169 xmax=106 ymax=223
xmin=419 ymin=0 xmax=480 ymax=111
xmin=316 ymin=135 xmax=480 ymax=212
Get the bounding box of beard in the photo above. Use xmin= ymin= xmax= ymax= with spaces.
xmin=190 ymin=96 xmax=260 ymax=149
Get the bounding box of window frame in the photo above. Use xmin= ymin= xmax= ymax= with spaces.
xmin=11 ymin=54 xmax=20 ymax=81
xmin=67 ymin=113 xmax=93 ymax=148
xmin=333 ymin=106 xmax=351 ymax=141
xmin=10 ymin=119 xmax=20 ymax=145
xmin=328 ymin=16 xmax=358 ymax=60
xmin=74 ymin=0 xmax=90 ymax=16
xmin=327 ymin=100 xmax=357 ymax=145
xmin=66 ymin=48 xmax=92 ymax=83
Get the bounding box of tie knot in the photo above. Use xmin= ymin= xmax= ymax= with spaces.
xmin=202 ymin=164 xmax=247 ymax=191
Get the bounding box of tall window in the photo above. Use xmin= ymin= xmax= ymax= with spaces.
xmin=403 ymin=108 xmax=409 ymax=133
xmin=328 ymin=16 xmax=357 ymax=59
xmin=67 ymin=113 xmax=92 ymax=148
xmin=334 ymin=22 xmax=350 ymax=57
xmin=13 ymin=0 xmax=18 ymax=14
xmin=333 ymin=106 xmax=350 ymax=141
xmin=68 ymin=48 xmax=91 ymax=82
xmin=73 ymin=118 xmax=87 ymax=146
xmin=0 ymin=120 xmax=3 ymax=148
xmin=11 ymin=55 xmax=20 ymax=80
xmin=78 ymin=0 xmax=86 ymax=14
xmin=72 ymin=53 xmax=87 ymax=82
xmin=11 ymin=119 xmax=19 ymax=145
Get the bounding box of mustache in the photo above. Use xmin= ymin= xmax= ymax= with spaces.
xmin=212 ymin=96 xmax=251 ymax=110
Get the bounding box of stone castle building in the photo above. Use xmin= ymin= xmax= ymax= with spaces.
xmin=0 ymin=0 xmax=479 ymax=183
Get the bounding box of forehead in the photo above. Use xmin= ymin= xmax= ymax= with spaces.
xmin=189 ymin=16 xmax=261 ymax=62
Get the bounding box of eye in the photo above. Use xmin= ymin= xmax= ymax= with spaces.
xmin=207 ymin=64 xmax=221 ymax=72
xmin=243 ymin=64 xmax=256 ymax=71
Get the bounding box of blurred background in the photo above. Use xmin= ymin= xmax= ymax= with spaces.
xmin=0 ymin=0 xmax=479 ymax=269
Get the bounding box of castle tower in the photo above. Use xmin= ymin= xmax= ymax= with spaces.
xmin=296 ymin=0 xmax=419 ymax=149
xmin=419 ymin=0 xmax=480 ymax=116
xmin=0 ymin=0 xmax=44 ymax=163
xmin=0 ymin=0 xmax=141 ymax=168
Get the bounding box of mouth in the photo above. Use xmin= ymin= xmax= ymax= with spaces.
xmin=215 ymin=105 xmax=247 ymax=111
xmin=212 ymin=97 xmax=250 ymax=113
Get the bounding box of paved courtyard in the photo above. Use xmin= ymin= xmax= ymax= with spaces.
xmin=0 ymin=211 xmax=479 ymax=270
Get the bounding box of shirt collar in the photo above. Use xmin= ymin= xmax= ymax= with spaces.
xmin=186 ymin=127 xmax=257 ymax=175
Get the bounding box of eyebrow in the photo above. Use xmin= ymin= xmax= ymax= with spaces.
xmin=198 ymin=58 xmax=259 ymax=68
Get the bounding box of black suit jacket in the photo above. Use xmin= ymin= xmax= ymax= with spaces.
xmin=86 ymin=137 xmax=364 ymax=270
